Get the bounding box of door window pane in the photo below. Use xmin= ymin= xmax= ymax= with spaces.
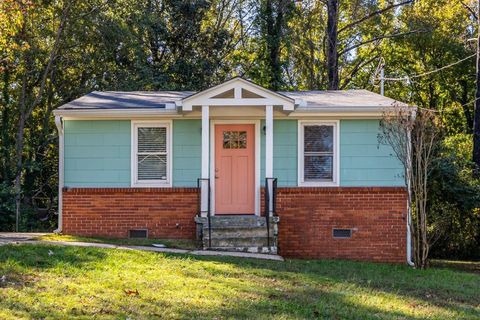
xmin=223 ymin=131 xmax=247 ymax=149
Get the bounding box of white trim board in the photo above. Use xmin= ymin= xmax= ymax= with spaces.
xmin=210 ymin=120 xmax=261 ymax=216
xmin=131 ymin=120 xmax=173 ymax=187
xmin=181 ymin=78 xmax=295 ymax=111
xmin=298 ymin=120 xmax=340 ymax=187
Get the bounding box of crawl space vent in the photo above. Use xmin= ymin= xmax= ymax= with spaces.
xmin=129 ymin=229 xmax=148 ymax=239
xmin=333 ymin=228 xmax=352 ymax=239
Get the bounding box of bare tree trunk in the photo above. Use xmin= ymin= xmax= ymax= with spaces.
xmin=326 ymin=0 xmax=339 ymax=90
xmin=14 ymin=114 xmax=26 ymax=232
xmin=379 ymin=106 xmax=441 ymax=269
xmin=473 ymin=0 xmax=480 ymax=175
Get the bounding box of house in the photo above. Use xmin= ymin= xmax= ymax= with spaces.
xmin=53 ymin=77 xmax=409 ymax=263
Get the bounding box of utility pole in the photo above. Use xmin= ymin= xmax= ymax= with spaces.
xmin=474 ymin=0 xmax=480 ymax=176
xmin=380 ymin=67 xmax=385 ymax=96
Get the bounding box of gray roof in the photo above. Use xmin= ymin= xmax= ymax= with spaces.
xmin=58 ymin=91 xmax=194 ymax=109
xmin=280 ymin=89 xmax=405 ymax=109
xmin=57 ymin=89 xmax=405 ymax=110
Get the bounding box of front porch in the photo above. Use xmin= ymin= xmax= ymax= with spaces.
xmin=181 ymin=78 xmax=294 ymax=253
xmin=186 ymin=78 xmax=295 ymax=220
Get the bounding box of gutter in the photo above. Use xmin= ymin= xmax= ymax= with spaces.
xmin=54 ymin=116 xmax=64 ymax=233
xmin=406 ymin=109 xmax=417 ymax=267
xmin=53 ymin=108 xmax=181 ymax=119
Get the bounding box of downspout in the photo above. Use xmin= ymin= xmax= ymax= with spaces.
xmin=406 ymin=109 xmax=416 ymax=267
xmin=54 ymin=115 xmax=64 ymax=233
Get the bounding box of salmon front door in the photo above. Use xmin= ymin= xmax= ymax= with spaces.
xmin=215 ymin=124 xmax=255 ymax=214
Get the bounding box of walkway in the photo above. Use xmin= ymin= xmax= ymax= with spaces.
xmin=0 ymin=233 xmax=284 ymax=261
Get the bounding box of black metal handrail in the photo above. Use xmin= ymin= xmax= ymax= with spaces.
xmin=197 ymin=178 xmax=211 ymax=248
xmin=264 ymin=177 xmax=277 ymax=248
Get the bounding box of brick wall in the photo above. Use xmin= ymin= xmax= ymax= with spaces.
xmin=63 ymin=186 xmax=407 ymax=263
xmin=274 ymin=187 xmax=407 ymax=263
xmin=62 ymin=188 xmax=198 ymax=239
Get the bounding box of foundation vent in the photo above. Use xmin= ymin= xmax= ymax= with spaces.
xmin=333 ymin=228 xmax=352 ymax=239
xmin=129 ymin=229 xmax=148 ymax=239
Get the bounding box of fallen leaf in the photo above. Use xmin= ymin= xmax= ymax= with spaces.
xmin=124 ymin=289 xmax=139 ymax=296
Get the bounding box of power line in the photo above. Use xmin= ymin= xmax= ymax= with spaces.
xmin=376 ymin=54 xmax=476 ymax=82
xmin=407 ymin=97 xmax=480 ymax=115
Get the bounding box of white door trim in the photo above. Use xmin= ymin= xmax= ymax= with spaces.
xmin=210 ymin=120 xmax=261 ymax=216
xmin=297 ymin=119 xmax=340 ymax=187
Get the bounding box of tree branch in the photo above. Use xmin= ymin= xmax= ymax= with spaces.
xmin=338 ymin=0 xmax=413 ymax=34
xmin=460 ymin=0 xmax=477 ymax=20
xmin=340 ymin=52 xmax=379 ymax=89
xmin=339 ymin=29 xmax=425 ymax=56
xmin=26 ymin=0 xmax=73 ymax=118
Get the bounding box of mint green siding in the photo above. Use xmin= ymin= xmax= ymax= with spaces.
xmin=172 ymin=120 xmax=201 ymax=187
xmin=261 ymin=120 xmax=297 ymax=187
xmin=340 ymin=119 xmax=404 ymax=186
xmin=64 ymin=120 xmax=131 ymax=187
xmin=62 ymin=118 xmax=402 ymax=188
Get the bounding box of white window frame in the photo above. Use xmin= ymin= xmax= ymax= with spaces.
xmin=131 ymin=120 xmax=172 ymax=187
xmin=298 ymin=120 xmax=340 ymax=187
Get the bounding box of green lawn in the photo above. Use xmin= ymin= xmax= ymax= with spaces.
xmin=0 ymin=244 xmax=479 ymax=319
xmin=37 ymin=234 xmax=197 ymax=250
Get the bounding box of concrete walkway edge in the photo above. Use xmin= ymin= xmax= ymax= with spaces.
xmin=18 ymin=240 xmax=285 ymax=261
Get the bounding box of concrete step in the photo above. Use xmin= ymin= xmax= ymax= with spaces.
xmin=203 ymin=236 xmax=272 ymax=248
xmin=207 ymin=246 xmax=278 ymax=254
xmin=196 ymin=216 xmax=279 ymax=228
xmin=202 ymin=227 xmax=271 ymax=238
xmin=195 ymin=215 xmax=279 ymax=254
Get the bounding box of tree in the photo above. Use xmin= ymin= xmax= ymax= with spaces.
xmin=325 ymin=0 xmax=414 ymax=90
xmin=474 ymin=0 xmax=480 ymax=174
xmin=379 ymin=105 xmax=442 ymax=269
xmin=246 ymin=0 xmax=295 ymax=90
xmin=1 ymin=0 xmax=74 ymax=231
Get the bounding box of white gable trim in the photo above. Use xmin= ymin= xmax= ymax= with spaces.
xmin=180 ymin=78 xmax=295 ymax=111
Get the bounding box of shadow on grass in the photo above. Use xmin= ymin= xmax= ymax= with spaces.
xmin=0 ymin=243 xmax=107 ymax=278
xmin=175 ymin=286 xmax=432 ymax=319
xmin=174 ymin=254 xmax=480 ymax=318
xmin=0 ymin=243 xmax=479 ymax=319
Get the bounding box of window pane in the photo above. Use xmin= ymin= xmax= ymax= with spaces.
xmin=304 ymin=155 xmax=333 ymax=180
xmin=223 ymin=131 xmax=247 ymax=149
xmin=138 ymin=154 xmax=167 ymax=180
xmin=138 ymin=127 xmax=166 ymax=153
xmin=304 ymin=125 xmax=333 ymax=153
xmin=223 ymin=131 xmax=232 ymax=148
xmin=238 ymin=131 xmax=247 ymax=148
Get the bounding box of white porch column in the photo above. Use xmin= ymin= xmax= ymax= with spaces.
xmin=265 ymin=105 xmax=273 ymax=178
xmin=201 ymin=105 xmax=210 ymax=216
xmin=265 ymin=105 xmax=274 ymax=215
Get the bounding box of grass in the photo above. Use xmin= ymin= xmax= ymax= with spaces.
xmin=37 ymin=234 xmax=197 ymax=250
xmin=0 ymin=245 xmax=478 ymax=319
xmin=430 ymin=260 xmax=480 ymax=274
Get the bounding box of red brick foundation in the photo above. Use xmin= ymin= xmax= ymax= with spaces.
xmin=62 ymin=188 xmax=198 ymax=239
xmin=274 ymin=187 xmax=407 ymax=263
xmin=62 ymin=186 xmax=407 ymax=263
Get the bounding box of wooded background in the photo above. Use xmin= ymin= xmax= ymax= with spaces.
xmin=1 ymin=0 xmax=479 ymax=260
